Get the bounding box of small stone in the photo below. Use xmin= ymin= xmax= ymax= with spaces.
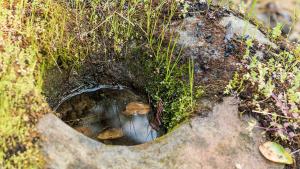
xmin=97 ymin=128 xmax=124 ymax=140
xmin=205 ymin=34 xmax=213 ymax=43
xmin=122 ymin=102 xmax=150 ymax=116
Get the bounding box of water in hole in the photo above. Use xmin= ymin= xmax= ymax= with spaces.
xmin=55 ymin=86 xmax=163 ymax=146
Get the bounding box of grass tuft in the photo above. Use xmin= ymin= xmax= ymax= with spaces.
xmin=0 ymin=0 xmax=198 ymax=167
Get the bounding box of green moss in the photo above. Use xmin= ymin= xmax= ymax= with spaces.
xmin=0 ymin=0 xmax=94 ymax=167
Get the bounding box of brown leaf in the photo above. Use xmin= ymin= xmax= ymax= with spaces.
xmin=97 ymin=128 xmax=124 ymax=140
xmin=122 ymin=102 xmax=150 ymax=116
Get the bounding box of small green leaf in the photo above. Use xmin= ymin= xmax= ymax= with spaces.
xmin=259 ymin=141 xmax=293 ymax=164
xmin=271 ymin=23 xmax=283 ymax=40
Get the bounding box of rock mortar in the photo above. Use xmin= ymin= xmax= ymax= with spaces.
xmin=38 ymin=97 xmax=283 ymax=169
xmin=39 ymin=10 xmax=286 ymax=168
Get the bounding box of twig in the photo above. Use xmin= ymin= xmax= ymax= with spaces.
xmin=65 ymin=114 xmax=98 ymax=123
xmin=254 ymin=125 xmax=279 ymax=131
xmin=82 ymin=14 xmax=114 ymax=36
xmin=252 ymin=110 xmax=299 ymax=120
xmin=291 ymin=149 xmax=300 ymax=155
xmin=115 ymin=12 xmax=147 ymax=35
xmin=271 ymin=93 xmax=291 ymax=117
xmin=51 ymin=55 xmax=62 ymax=73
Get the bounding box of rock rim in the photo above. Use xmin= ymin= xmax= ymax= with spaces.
xmin=38 ymin=97 xmax=283 ymax=169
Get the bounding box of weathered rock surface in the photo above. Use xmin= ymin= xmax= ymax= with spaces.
xmin=38 ymin=97 xmax=283 ymax=169
xmin=219 ymin=14 xmax=277 ymax=48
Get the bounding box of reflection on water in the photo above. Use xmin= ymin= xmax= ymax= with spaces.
xmin=55 ymin=85 xmax=162 ymax=146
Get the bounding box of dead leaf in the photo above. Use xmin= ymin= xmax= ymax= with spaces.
xmin=97 ymin=128 xmax=124 ymax=140
xmin=259 ymin=141 xmax=293 ymax=164
xmin=122 ymin=102 xmax=150 ymax=116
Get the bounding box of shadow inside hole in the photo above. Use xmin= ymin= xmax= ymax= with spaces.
xmin=54 ymin=86 xmax=165 ymax=146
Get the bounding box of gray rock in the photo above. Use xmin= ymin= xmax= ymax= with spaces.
xmin=38 ymin=97 xmax=284 ymax=169
xmin=219 ymin=14 xmax=277 ymax=48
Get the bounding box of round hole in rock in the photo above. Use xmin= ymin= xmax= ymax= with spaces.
xmin=54 ymin=85 xmax=165 ymax=146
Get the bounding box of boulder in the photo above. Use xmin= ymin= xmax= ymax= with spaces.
xmin=38 ymin=97 xmax=283 ymax=169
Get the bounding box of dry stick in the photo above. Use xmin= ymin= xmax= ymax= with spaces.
xmin=82 ymin=14 xmax=114 ymax=36
xmin=115 ymin=10 xmax=172 ymax=59
xmin=65 ymin=114 xmax=98 ymax=123
xmin=256 ymin=96 xmax=271 ymax=103
xmin=86 ymin=10 xmax=150 ymax=54
xmin=52 ymin=56 xmax=63 ymax=73
xmin=69 ymin=85 xmax=85 ymax=94
xmin=252 ymin=110 xmax=299 ymax=120
xmin=254 ymin=125 xmax=280 ymax=131
xmin=115 ymin=11 xmax=156 ymax=58
xmin=287 ymin=8 xmax=297 ymax=39
xmin=271 ymin=93 xmax=291 ymax=117
xmin=291 ymin=149 xmax=300 ymax=155
xmin=115 ymin=12 xmax=147 ymax=35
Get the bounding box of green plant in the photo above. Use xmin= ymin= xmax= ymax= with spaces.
xmin=226 ymin=36 xmax=300 ymax=144
xmin=140 ymin=37 xmax=194 ymax=129
xmin=207 ymin=0 xmax=213 ymax=8
xmin=145 ymin=58 xmax=196 ymax=129
xmin=133 ymin=0 xmax=197 ymax=129
xmin=0 ymin=0 xmax=202 ymax=167
xmin=0 ymin=0 xmax=103 ymax=167
xmin=271 ymin=23 xmax=283 ymax=40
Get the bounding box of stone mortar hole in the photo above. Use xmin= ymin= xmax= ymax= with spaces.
xmin=54 ymin=85 xmax=165 ymax=146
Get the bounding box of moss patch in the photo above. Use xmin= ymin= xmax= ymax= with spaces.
xmin=0 ymin=1 xmax=200 ymax=167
